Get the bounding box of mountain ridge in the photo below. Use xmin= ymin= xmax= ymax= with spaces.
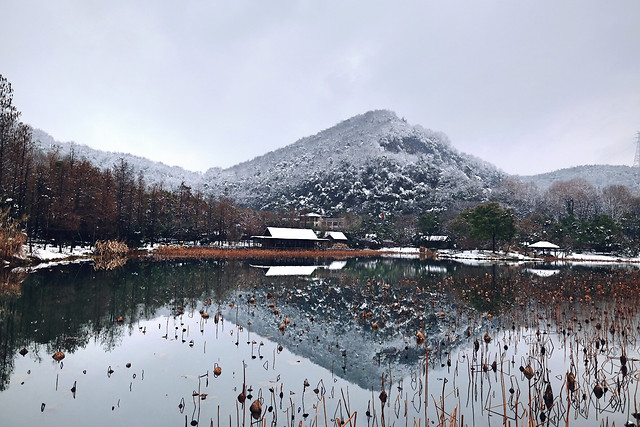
xmin=517 ymin=164 xmax=640 ymax=192
xmin=30 ymin=111 xmax=635 ymax=215
xmin=31 ymin=128 xmax=208 ymax=189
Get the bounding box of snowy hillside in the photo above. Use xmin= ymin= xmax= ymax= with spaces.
xmin=204 ymin=110 xmax=504 ymax=214
xmin=31 ymin=128 xmax=209 ymax=189
xmin=517 ymin=165 xmax=640 ymax=192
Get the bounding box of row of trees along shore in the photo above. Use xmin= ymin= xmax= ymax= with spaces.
xmin=2 ymin=73 xmax=640 ymax=258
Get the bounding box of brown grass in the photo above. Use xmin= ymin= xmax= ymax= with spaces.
xmin=0 ymin=268 xmax=25 ymax=297
xmin=93 ymin=240 xmax=129 ymax=258
xmin=150 ymin=246 xmax=385 ymax=260
xmin=93 ymin=240 xmax=129 ymax=270
xmin=0 ymin=207 xmax=26 ymax=261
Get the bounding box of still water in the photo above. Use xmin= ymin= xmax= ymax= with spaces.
xmin=1 ymin=257 xmax=639 ymax=426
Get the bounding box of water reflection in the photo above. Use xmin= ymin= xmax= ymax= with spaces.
xmin=0 ymin=258 xmax=639 ymax=426
xmin=252 ymin=260 xmax=348 ymax=276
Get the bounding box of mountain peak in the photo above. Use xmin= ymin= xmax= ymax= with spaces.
xmin=212 ymin=110 xmax=503 ymax=213
xmin=349 ymin=109 xmax=399 ymax=123
xmin=324 ymin=109 xmax=405 ymax=135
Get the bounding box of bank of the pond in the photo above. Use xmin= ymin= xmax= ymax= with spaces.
xmin=149 ymin=246 xmax=387 ymax=260
xmin=12 ymin=243 xmax=640 ymax=273
xmin=10 ymin=245 xmax=387 ymax=272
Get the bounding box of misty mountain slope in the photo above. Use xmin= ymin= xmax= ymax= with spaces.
xmin=31 ymin=128 xmax=208 ymax=189
xmin=206 ymin=110 xmax=504 ymax=214
xmin=517 ymin=165 xmax=640 ymax=192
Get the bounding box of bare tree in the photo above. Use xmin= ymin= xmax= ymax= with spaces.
xmin=601 ymin=184 xmax=635 ymax=222
xmin=490 ymin=177 xmax=542 ymax=217
xmin=544 ymin=179 xmax=600 ymax=220
xmin=0 ymin=75 xmax=21 ymax=197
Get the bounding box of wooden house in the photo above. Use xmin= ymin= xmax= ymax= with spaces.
xmin=253 ymin=227 xmax=327 ymax=249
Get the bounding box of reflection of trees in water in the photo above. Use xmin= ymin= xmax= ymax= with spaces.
xmin=0 ymin=268 xmax=24 ymax=297
xmin=340 ymin=258 xmax=450 ymax=283
xmin=0 ymin=268 xmax=26 ymax=390
xmin=226 ymin=259 xmax=478 ymax=389
xmin=0 ymin=257 xmax=453 ymax=390
xmin=0 ymin=260 xmax=259 ymax=390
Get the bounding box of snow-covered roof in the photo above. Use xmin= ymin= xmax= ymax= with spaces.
xmin=424 ymin=235 xmax=448 ymax=241
xmin=304 ymin=213 xmax=322 ymax=217
xmin=528 ymin=241 xmax=560 ymax=249
xmin=326 ymin=231 xmax=348 ymax=241
xmin=265 ymin=227 xmax=319 ymax=240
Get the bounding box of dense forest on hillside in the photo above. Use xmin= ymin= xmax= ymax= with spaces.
xmin=2 ymin=74 xmax=640 ymax=256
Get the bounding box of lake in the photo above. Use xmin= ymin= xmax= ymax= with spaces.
xmin=1 ymin=256 xmax=639 ymax=426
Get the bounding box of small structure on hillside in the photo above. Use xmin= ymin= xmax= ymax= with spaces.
xmin=322 ymin=217 xmax=345 ymax=231
xmin=528 ymin=240 xmax=560 ymax=257
xmin=253 ymin=227 xmax=327 ymax=250
xmin=300 ymin=213 xmax=323 ymax=228
xmin=299 ymin=212 xmax=346 ymax=231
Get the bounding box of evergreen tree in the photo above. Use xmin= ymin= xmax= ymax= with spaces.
xmin=462 ymin=202 xmax=515 ymax=252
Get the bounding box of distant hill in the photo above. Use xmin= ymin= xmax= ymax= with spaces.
xmin=517 ymin=165 xmax=640 ymax=192
xmin=31 ymin=128 xmax=208 ymax=190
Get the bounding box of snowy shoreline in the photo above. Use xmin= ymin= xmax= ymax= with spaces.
xmin=380 ymin=247 xmax=640 ymax=266
xmin=11 ymin=243 xmax=94 ymax=272
xmin=10 ymin=243 xmax=640 ymax=273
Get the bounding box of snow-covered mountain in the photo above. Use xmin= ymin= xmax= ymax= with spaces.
xmin=517 ymin=165 xmax=640 ymax=192
xmin=31 ymin=113 xmax=639 ymax=216
xmin=205 ymin=110 xmax=503 ymax=214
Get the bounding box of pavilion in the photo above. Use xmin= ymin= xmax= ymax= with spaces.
xmin=527 ymin=240 xmax=560 ymax=257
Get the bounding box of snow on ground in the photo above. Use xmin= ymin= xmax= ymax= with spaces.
xmin=379 ymin=247 xmax=421 ymax=258
xmin=381 ymin=247 xmax=533 ymax=263
xmin=439 ymin=249 xmax=531 ymax=260
xmin=9 ymin=244 xmax=640 ymax=274
xmin=560 ymin=251 xmax=640 ymax=263
xmin=22 ymin=243 xmax=93 ymax=260
xmin=18 ymin=243 xmax=94 ymax=271
xmin=380 ymin=247 xmax=640 ymax=267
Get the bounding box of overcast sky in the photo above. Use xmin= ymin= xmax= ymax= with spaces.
xmin=2 ymin=1 xmax=639 ymax=175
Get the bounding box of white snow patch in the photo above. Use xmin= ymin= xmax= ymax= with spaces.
xmin=380 ymin=247 xmax=421 ymax=259
xmin=22 ymin=243 xmax=93 ymax=261
xmin=526 ymin=269 xmax=560 ymax=277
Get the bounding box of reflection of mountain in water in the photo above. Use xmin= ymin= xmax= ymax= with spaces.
xmin=526 ymin=268 xmax=560 ymax=277
xmin=227 ymin=259 xmax=478 ymax=389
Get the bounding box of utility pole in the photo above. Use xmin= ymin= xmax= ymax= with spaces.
xmin=634 ymin=132 xmax=640 ymax=168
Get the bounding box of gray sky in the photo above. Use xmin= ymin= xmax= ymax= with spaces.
xmin=2 ymin=1 xmax=639 ymax=175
